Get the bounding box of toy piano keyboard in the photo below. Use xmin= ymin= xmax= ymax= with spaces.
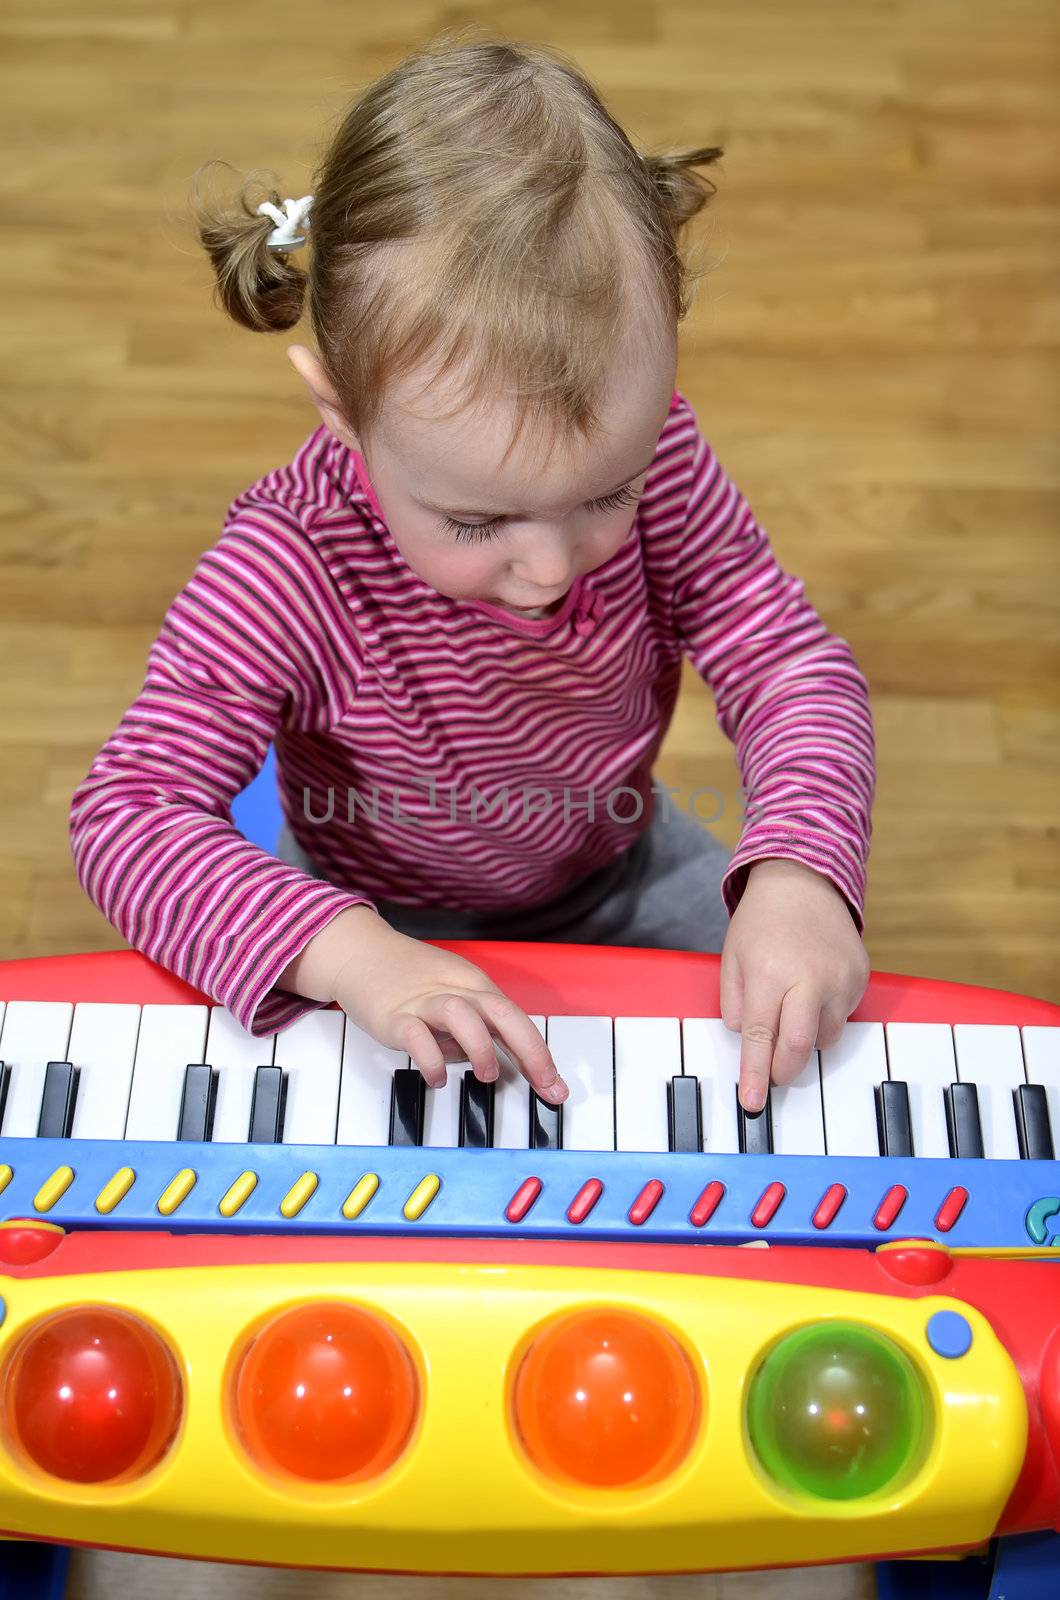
xmin=0 ymin=942 xmax=1056 ymax=1585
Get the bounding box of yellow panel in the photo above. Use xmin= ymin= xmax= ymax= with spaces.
xmin=0 ymin=1260 xmax=1028 ymax=1576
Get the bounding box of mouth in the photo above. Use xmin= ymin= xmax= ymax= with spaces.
xmin=502 ymin=592 xmax=569 ymax=613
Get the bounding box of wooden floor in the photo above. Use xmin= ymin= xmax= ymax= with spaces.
xmin=1 ymin=2 xmax=1056 ymax=1595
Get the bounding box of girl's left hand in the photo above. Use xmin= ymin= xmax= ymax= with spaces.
xmin=720 ymin=858 xmax=871 ymax=1113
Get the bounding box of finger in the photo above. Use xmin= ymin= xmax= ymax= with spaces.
xmin=815 ymin=1002 xmax=847 ymax=1052
xmin=421 ymin=994 xmax=501 ymax=1081
xmin=737 ymin=980 xmax=782 ymax=1113
xmin=771 ymin=987 xmax=822 ymax=1086
xmin=394 ymin=1015 xmax=447 ymax=1087
xmin=719 ymin=943 xmax=744 ymax=1033
xmin=434 ymin=1032 xmax=477 ymax=1066
xmin=478 ymin=993 xmax=568 ymax=1102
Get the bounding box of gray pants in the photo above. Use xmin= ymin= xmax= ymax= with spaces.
xmin=276 ymin=786 xmax=733 ymax=953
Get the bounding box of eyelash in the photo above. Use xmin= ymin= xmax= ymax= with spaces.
xmin=441 ymin=480 xmax=643 ymax=543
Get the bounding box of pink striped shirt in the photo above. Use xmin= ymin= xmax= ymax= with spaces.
xmin=69 ymin=389 xmax=875 ymax=1037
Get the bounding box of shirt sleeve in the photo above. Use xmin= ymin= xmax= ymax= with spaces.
xmin=68 ymin=509 xmax=375 ymax=1036
xmin=669 ymin=420 xmax=875 ymax=932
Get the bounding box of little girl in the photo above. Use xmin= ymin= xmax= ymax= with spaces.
xmin=70 ymin=32 xmax=874 ymax=1116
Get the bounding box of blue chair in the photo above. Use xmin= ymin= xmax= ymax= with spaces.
xmin=230 ymin=743 xmax=283 ymax=854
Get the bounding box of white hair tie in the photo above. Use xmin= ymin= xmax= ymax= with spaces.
xmin=257 ymin=195 xmax=314 ymax=252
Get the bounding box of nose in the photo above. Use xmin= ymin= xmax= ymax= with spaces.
xmin=512 ymin=526 xmax=575 ymax=591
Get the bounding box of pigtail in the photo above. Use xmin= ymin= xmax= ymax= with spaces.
xmin=188 ymin=160 xmax=308 ymax=333
xmin=641 ymin=145 xmax=725 ymax=232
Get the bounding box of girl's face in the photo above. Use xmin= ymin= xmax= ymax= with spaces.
xmin=292 ymin=324 xmax=678 ymax=618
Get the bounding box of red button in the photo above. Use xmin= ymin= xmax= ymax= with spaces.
xmin=627 ymin=1180 xmax=665 ymax=1226
xmin=751 ymin=1181 xmax=786 ymax=1229
xmin=876 ymin=1242 xmax=952 ymax=1285
xmin=811 ymin=1183 xmax=847 ymax=1230
xmin=505 ymin=1177 xmax=542 ymax=1224
xmin=934 ymin=1186 xmax=969 ymax=1233
xmin=873 ymin=1184 xmax=909 ymax=1230
xmin=0 ymin=1221 xmax=66 ymax=1265
xmin=567 ymin=1179 xmax=604 ymax=1225
xmin=689 ymin=1180 xmax=725 ymax=1228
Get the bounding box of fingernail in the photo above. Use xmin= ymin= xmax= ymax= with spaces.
xmin=544 ymin=1080 xmax=567 ymax=1102
xmin=744 ymin=1085 xmax=764 ymax=1112
xmin=482 ymin=1066 xmax=498 ymax=1082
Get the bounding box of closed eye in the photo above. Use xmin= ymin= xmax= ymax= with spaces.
xmin=441 ymin=479 xmax=644 ymax=544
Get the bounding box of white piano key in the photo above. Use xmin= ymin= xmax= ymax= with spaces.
xmin=124 ymin=1004 xmax=210 ymax=1140
xmin=885 ymin=1022 xmax=955 ymax=1157
xmin=67 ymin=1003 xmax=141 ymax=1140
xmin=615 ymin=1017 xmax=681 ymax=1153
xmin=1023 ymin=1026 xmax=1060 ymax=1149
xmin=208 ymin=1007 xmax=275 ymax=1143
xmin=546 ymin=1016 xmax=614 ymax=1152
xmin=423 ymin=1067 xmax=461 ymax=1148
xmin=494 ymin=1015 xmax=546 ymax=1150
xmin=771 ymin=1053 xmax=826 ymax=1156
xmin=820 ymin=1022 xmax=887 ymax=1156
xmin=271 ymin=1007 xmax=345 ymax=1145
xmin=953 ymin=1024 xmax=1025 ymax=1159
xmin=681 ymin=1018 xmax=740 ymax=1154
xmin=336 ymin=1019 xmax=408 ymax=1145
xmin=0 ymin=1001 xmax=74 ymax=1136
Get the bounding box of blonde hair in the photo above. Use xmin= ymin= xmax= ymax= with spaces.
xmin=190 ymin=27 xmax=724 ymax=467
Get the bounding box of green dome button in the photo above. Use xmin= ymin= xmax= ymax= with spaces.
xmin=747 ymin=1321 xmax=928 ymax=1500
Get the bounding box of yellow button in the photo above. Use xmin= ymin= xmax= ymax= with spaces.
xmin=279 ymin=1171 xmax=318 ymax=1218
xmin=342 ymin=1172 xmax=379 ymax=1220
xmin=33 ymin=1166 xmax=75 ymax=1213
xmin=95 ymin=1167 xmax=136 ymax=1215
xmin=403 ymin=1173 xmax=440 ymax=1221
xmin=157 ymin=1168 xmax=197 ymax=1216
xmin=219 ymin=1170 xmax=258 ymax=1217
xmin=0 ymin=1165 xmax=13 ymax=1197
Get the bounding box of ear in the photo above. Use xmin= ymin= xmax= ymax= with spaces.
xmin=286 ymin=344 xmax=362 ymax=452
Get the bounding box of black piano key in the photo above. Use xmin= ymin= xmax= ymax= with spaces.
xmin=945 ymin=1082 xmax=984 ymax=1159
xmin=1015 ymin=1083 xmax=1055 ymax=1160
xmin=459 ymin=1070 xmax=495 ymax=1148
xmin=0 ymin=1062 xmax=9 ymax=1130
xmin=876 ymin=1080 xmax=914 ymax=1157
xmin=248 ymin=1064 xmax=287 ymax=1144
xmin=667 ymin=1075 xmax=702 ymax=1153
xmin=37 ymin=1060 xmax=79 ymax=1138
xmin=178 ymin=1063 xmax=218 ymax=1142
xmin=529 ymin=1091 xmax=563 ymax=1151
xmin=737 ymin=1088 xmax=773 ymax=1155
xmin=389 ymin=1068 xmax=426 ymax=1146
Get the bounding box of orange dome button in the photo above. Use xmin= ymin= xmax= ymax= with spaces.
xmin=512 ymin=1308 xmax=701 ymax=1488
xmin=232 ymin=1302 xmax=418 ymax=1483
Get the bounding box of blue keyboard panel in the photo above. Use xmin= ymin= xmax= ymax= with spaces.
xmin=1 ymin=1138 xmax=1058 ymax=1248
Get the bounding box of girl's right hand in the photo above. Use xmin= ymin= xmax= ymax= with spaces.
xmin=327 ymin=913 xmax=568 ymax=1103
